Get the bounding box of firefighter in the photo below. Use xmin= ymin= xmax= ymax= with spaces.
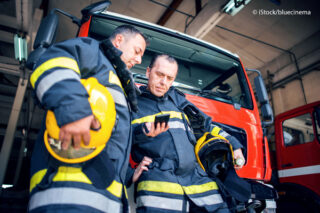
xmin=130 ymin=54 xmax=245 ymax=213
xmin=28 ymin=25 xmax=147 ymax=212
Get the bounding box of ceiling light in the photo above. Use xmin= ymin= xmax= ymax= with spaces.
xmin=222 ymin=0 xmax=252 ymax=16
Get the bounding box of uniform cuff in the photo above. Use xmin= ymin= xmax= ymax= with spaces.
xmin=54 ymin=98 xmax=92 ymax=126
xmin=227 ymin=135 xmax=243 ymax=150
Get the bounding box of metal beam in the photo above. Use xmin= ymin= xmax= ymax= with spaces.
xmin=0 ymin=15 xmax=18 ymax=29
xmin=195 ymin=0 xmax=202 ymax=15
xmin=0 ymin=67 xmax=29 ymax=193
xmin=0 ymin=62 xmax=21 ymax=76
xmin=0 ymin=30 xmax=15 ymax=44
xmin=186 ymin=0 xmax=227 ymax=39
xmin=16 ymin=0 xmax=32 ymax=32
xmin=271 ymin=61 xmax=320 ymax=90
xmin=0 ymin=56 xmax=19 ymax=65
xmin=157 ymin=0 xmax=183 ymax=26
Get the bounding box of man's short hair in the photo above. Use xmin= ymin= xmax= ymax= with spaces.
xmin=109 ymin=25 xmax=148 ymax=44
xmin=148 ymin=54 xmax=178 ymax=69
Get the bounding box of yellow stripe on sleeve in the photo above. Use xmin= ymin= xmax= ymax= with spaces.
xmin=30 ymin=57 xmax=80 ymax=88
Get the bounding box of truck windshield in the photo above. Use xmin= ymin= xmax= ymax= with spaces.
xmin=89 ymin=13 xmax=253 ymax=109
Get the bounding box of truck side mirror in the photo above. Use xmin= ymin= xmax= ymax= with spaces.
xmin=26 ymin=11 xmax=59 ymax=70
xmin=81 ymin=0 xmax=111 ymax=23
xmin=261 ymin=104 xmax=273 ymax=121
xmin=33 ymin=11 xmax=59 ymax=49
xmin=246 ymin=69 xmax=274 ymax=127
xmin=254 ymin=75 xmax=268 ymax=104
xmin=254 ymin=74 xmax=273 ymax=125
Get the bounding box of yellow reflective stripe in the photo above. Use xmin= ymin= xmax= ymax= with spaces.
xmin=52 ymin=166 xmax=92 ymax=184
xmin=183 ymin=114 xmax=189 ymax=123
xmin=30 ymin=57 xmax=80 ymax=88
xmin=109 ymin=71 xmax=123 ymax=90
xmin=30 ymin=167 xmax=124 ymax=196
xmin=132 ymin=111 xmax=184 ymax=124
xmin=137 ymin=181 xmax=184 ymax=195
xmin=210 ymin=126 xmax=221 ymax=136
xmin=124 ymin=186 xmax=128 ymax=199
xmin=30 ymin=169 xmax=47 ymax=192
xmin=137 ymin=180 xmax=218 ymax=195
xmin=106 ymin=180 xmax=123 ymax=198
xmin=211 ymin=127 xmax=221 ymax=136
xmin=183 ymin=182 xmax=218 ymax=194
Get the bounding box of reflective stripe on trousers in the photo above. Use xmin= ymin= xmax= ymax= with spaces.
xmin=137 ymin=180 xmax=219 ymax=195
xmin=137 ymin=195 xmax=189 ymax=212
xmin=136 ymin=193 xmax=224 ymax=212
xmin=28 ymin=187 xmax=122 ymax=212
xmin=137 ymin=180 xmax=224 ymax=211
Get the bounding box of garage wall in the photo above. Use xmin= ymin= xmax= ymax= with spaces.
xmin=258 ymin=30 xmax=320 ymax=115
xmin=272 ymin=70 xmax=320 ymax=115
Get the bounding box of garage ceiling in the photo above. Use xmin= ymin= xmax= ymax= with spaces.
xmin=0 ymin=0 xmax=319 ymax=74
xmin=55 ymin=0 xmax=320 ymax=69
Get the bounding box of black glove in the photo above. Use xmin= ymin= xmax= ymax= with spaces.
xmin=100 ymin=39 xmax=141 ymax=112
xmin=183 ymin=104 xmax=205 ymax=135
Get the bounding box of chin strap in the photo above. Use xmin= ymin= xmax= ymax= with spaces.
xmin=100 ymin=39 xmax=141 ymax=112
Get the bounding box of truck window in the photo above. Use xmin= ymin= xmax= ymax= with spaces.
xmin=282 ymin=113 xmax=314 ymax=146
xmin=88 ymin=15 xmax=253 ymax=110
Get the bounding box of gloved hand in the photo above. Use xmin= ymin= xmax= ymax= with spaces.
xmin=183 ymin=104 xmax=205 ymax=135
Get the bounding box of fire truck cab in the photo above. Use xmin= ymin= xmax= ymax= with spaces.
xmin=273 ymin=101 xmax=320 ymax=212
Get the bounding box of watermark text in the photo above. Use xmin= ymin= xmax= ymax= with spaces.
xmin=252 ymin=9 xmax=311 ymax=16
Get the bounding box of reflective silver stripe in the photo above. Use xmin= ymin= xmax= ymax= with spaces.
xmin=36 ymin=69 xmax=80 ymax=102
xmin=265 ymin=199 xmax=277 ymax=209
xmin=107 ymin=87 xmax=128 ymax=107
xmin=29 ymin=187 xmax=121 ymax=212
xmin=219 ymin=131 xmax=229 ymax=138
xmin=137 ymin=195 xmax=183 ymax=211
xmin=278 ymin=164 xmax=320 ymax=178
xmin=191 ymin=194 xmax=224 ymax=206
xmin=168 ymin=121 xmax=186 ymax=130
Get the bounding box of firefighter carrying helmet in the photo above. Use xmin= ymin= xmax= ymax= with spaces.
xmin=44 ymin=77 xmax=116 ymax=164
xmin=195 ymin=132 xmax=234 ymax=178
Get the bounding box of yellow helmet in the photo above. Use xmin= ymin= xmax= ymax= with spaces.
xmin=195 ymin=132 xmax=234 ymax=177
xmin=44 ymin=77 xmax=116 ymax=164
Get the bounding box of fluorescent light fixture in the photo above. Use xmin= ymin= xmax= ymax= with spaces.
xmin=14 ymin=34 xmax=28 ymax=62
xmin=222 ymin=0 xmax=252 ymax=16
xmin=2 ymin=184 xmax=13 ymax=189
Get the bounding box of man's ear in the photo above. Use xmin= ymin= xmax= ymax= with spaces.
xmin=146 ymin=67 xmax=150 ymax=78
xmin=113 ymin=34 xmax=124 ymax=48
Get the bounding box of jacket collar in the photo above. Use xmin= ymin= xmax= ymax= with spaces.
xmin=100 ymin=39 xmax=123 ymax=60
xmin=140 ymin=85 xmax=176 ymax=101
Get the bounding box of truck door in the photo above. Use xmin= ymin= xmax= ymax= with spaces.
xmin=276 ymin=105 xmax=320 ymax=195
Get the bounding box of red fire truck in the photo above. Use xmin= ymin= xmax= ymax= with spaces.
xmin=272 ymin=101 xmax=320 ymax=212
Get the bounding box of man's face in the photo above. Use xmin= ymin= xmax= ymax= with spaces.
xmin=114 ymin=34 xmax=146 ymax=69
xmin=146 ymin=56 xmax=178 ymax=97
